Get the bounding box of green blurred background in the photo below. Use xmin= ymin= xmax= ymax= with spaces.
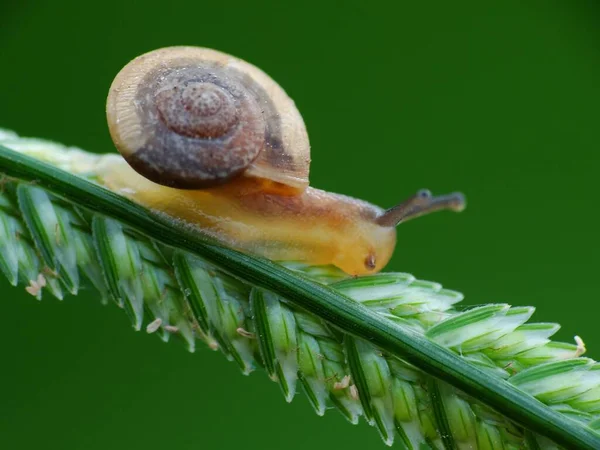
xmin=1 ymin=1 xmax=599 ymax=449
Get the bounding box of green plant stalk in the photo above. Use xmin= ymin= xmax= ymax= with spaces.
xmin=0 ymin=134 xmax=598 ymax=449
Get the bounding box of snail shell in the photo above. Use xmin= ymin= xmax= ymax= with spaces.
xmin=106 ymin=46 xmax=310 ymax=190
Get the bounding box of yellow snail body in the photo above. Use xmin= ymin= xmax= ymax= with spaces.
xmin=103 ymin=47 xmax=465 ymax=275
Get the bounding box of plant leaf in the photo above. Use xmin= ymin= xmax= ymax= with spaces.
xmin=0 ymin=130 xmax=599 ymax=449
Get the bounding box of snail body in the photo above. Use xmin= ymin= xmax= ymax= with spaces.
xmin=104 ymin=47 xmax=464 ymax=275
xmin=101 ymin=163 xmax=396 ymax=274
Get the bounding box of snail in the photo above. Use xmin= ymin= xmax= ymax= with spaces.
xmin=103 ymin=46 xmax=465 ymax=276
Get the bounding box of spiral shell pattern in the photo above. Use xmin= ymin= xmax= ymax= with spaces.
xmin=107 ymin=47 xmax=310 ymax=190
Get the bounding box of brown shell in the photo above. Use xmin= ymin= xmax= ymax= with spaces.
xmin=106 ymin=46 xmax=310 ymax=190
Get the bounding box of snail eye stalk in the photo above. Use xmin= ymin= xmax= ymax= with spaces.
xmin=376 ymin=189 xmax=466 ymax=227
